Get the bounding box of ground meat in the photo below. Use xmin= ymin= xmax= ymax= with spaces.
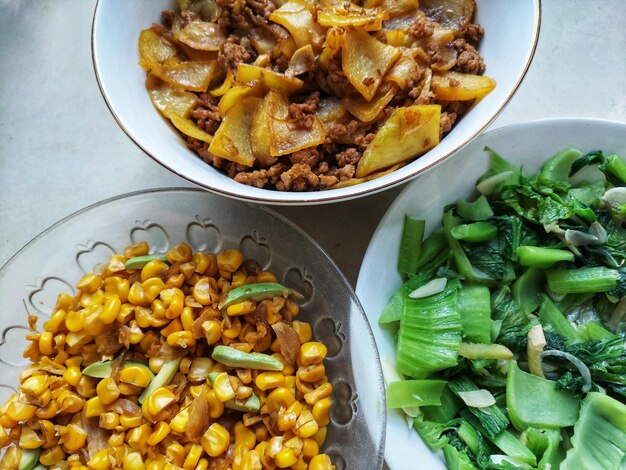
xmin=452 ymin=39 xmax=486 ymax=75
xmin=439 ymin=111 xmax=457 ymax=136
xmin=190 ymin=94 xmax=222 ymax=134
xmin=288 ymin=92 xmax=320 ymax=130
xmin=355 ymin=133 xmax=376 ymax=149
xmin=161 ymin=10 xmax=175 ymax=28
xmin=336 ymin=148 xmax=361 ymax=167
xmin=327 ymin=120 xmax=361 ymax=144
xmin=247 ymin=0 xmax=275 ymax=20
xmin=218 ymin=39 xmax=252 ymax=71
xmin=409 ymin=16 xmax=434 ymax=38
xmin=234 ymin=169 xmax=270 ymax=188
xmin=179 ymin=10 xmax=201 ymax=28
xmin=319 ymin=174 xmax=339 ymax=188
xmin=278 ymin=163 xmax=320 ymax=191
xmin=289 ymin=148 xmax=320 ymax=166
xmin=270 ymin=49 xmax=290 ymax=73
xmin=362 ymin=77 xmax=375 ymax=87
xmin=335 ymin=164 xmax=356 ymax=181
xmin=463 ymin=23 xmax=484 ymax=43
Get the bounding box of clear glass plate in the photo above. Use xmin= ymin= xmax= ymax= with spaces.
xmin=0 ymin=188 xmax=385 ymax=468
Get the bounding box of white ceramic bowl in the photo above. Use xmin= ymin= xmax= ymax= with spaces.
xmin=92 ymin=0 xmax=540 ymax=205
xmin=355 ymin=118 xmax=626 ymax=469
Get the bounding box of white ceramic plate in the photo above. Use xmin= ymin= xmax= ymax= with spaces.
xmin=355 ymin=118 xmax=626 ymax=469
xmin=91 ymin=0 xmax=540 ymax=205
xmin=0 ymin=188 xmax=386 ymax=468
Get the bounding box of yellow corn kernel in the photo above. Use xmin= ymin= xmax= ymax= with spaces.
xmin=165 ymin=288 xmax=185 ymax=319
xmin=123 ymin=451 xmax=145 ymax=470
xmin=265 ymin=307 xmax=282 ymax=326
xmin=134 ymin=306 xmax=153 ymax=329
xmin=66 ymin=332 xmax=92 ymax=352
xmin=166 ymin=442 xmax=186 ymax=467
xmin=166 ymin=242 xmax=192 ymax=264
xmin=266 ymin=387 xmax=296 ymax=412
xmin=191 ymin=277 xmax=212 ymax=306
xmin=117 ymin=303 xmax=134 ymax=324
xmin=292 ymin=458 xmax=308 ymax=470
xmin=143 ymin=278 xmax=165 ymax=303
xmin=80 ymin=289 xmax=105 ymax=309
xmin=239 ymin=449 xmax=261 ymax=470
xmin=36 ymin=400 xmax=59 ymax=420
xmin=109 ymin=432 xmax=125 ymax=447
xmin=308 ymin=454 xmax=333 ymax=470
xmin=284 ymin=436 xmax=303 ymax=455
xmin=0 ymin=424 xmax=8 ymax=447
xmin=180 ymin=307 xmax=195 ymax=332
xmin=62 ymin=366 xmax=81 ymax=388
xmin=128 ymin=322 xmax=145 ymax=345
xmin=19 ymin=427 xmax=44 ymax=449
xmin=257 ymin=271 xmax=277 ymax=283
xmin=60 ymin=423 xmax=87 ymax=451
xmin=222 ymin=318 xmax=242 ymax=339
xmin=95 ymin=378 xmax=119 ymax=405
xmin=128 ymin=282 xmax=150 ymax=307
xmin=65 ymin=310 xmax=85 ymax=332
xmin=147 ymin=422 xmax=170 ymax=446
xmin=88 ymin=449 xmax=111 ymax=470
xmin=142 ymin=387 xmax=176 ymax=420
xmin=274 ymin=448 xmax=297 ymax=468
xmin=297 ymin=364 xmax=326 ymax=383
xmin=192 ymin=253 xmax=210 ymax=274
xmin=127 ymin=423 xmax=152 ymax=452
xmin=201 ymin=423 xmax=230 ymax=457
xmin=299 ymin=342 xmax=327 ymax=366
xmin=44 ymin=309 xmax=66 ymax=333
xmin=77 ymin=274 xmax=103 ymax=293
xmin=277 ymin=400 xmax=303 ymax=432
xmin=99 ymin=294 xmax=121 ymax=324
xmin=234 ymin=422 xmax=256 ymax=451
xmin=213 ymin=372 xmax=236 ymax=402
xmin=58 ymin=390 xmax=86 ymax=413
xmin=227 ymin=301 xmax=256 ymax=317
xmin=170 ymin=407 xmax=190 ymax=434
xmin=255 ymin=372 xmax=285 ymax=391
xmin=7 ymin=401 xmax=37 ymax=421
xmin=312 ymin=397 xmax=332 ymax=426
xmin=40 ymin=445 xmax=66 ymax=466
xmin=203 ymin=320 xmax=222 ymax=345
xmin=37 ymin=331 xmax=54 ymax=356
xmin=294 ymin=408 xmax=318 ymax=439
xmin=206 ymin=389 xmax=225 ymax=419
xmin=272 ymin=353 xmax=295 ymax=376
xmin=125 ymin=241 xmax=149 ymax=258
xmin=167 ymin=330 xmax=196 ymax=348
xmin=21 ymin=375 xmax=48 ymax=397
xmin=140 ymin=260 xmax=169 ymax=282
xmin=84 ymin=396 xmax=106 ymax=417
xmin=148 ymin=356 xmax=164 ymax=375
xmin=311 ymin=426 xmax=327 ymax=448
xmin=105 ymin=276 xmax=130 ymax=302
xmin=305 ymin=382 xmax=333 ymax=406
xmin=120 ymin=414 xmax=143 ymax=429
xmin=194 ymin=458 xmax=209 ymax=470
xmin=76 ymin=374 xmax=97 ymax=398
xmin=182 ymin=443 xmax=203 ymax=469
xmin=146 ymin=461 xmax=166 ymax=470
xmin=120 ymin=365 xmax=152 ymax=388
xmin=302 ymin=438 xmax=319 ymax=460
xmin=217 ymin=250 xmax=244 ymax=273
xmin=100 ymin=412 xmax=120 ymax=430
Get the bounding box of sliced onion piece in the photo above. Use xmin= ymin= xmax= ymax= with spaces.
xmin=408 ymin=278 xmax=447 ymax=299
xmin=541 ymin=350 xmax=592 ymax=393
xmin=476 ymin=171 xmax=513 ymax=195
xmin=457 ymin=389 xmax=496 ymax=408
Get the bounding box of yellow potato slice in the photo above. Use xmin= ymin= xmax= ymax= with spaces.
xmin=149 ymin=61 xmax=219 ymax=92
xmin=218 ymin=85 xmax=265 ymax=115
xmin=179 ymin=42 xmax=219 ymax=62
xmin=174 ymin=20 xmax=227 ymax=51
xmin=431 ymin=71 xmax=496 ymax=101
xmin=342 ymin=28 xmax=402 ymax=101
xmin=420 ymin=0 xmax=475 ymax=30
xmin=138 ymin=28 xmax=180 ymax=69
xmin=170 ymin=114 xmax=213 ymax=143
xmin=285 ymin=45 xmax=316 ymax=77
xmin=317 ymin=4 xmax=389 ymax=31
xmin=210 ymin=70 xmax=234 ymax=97
xmin=316 ymin=97 xmax=347 ymax=132
xmin=356 ymin=104 xmax=441 ymax=178
xmin=331 ymin=163 xmax=404 ymax=189
xmin=365 ymin=0 xmax=419 ymax=17
xmin=146 ymin=75 xmax=198 ymax=118
xmin=208 ymin=97 xmax=263 ymax=166
xmin=235 ymin=64 xmax=304 ymax=95
xmin=269 ymin=0 xmax=327 ymax=49
xmin=250 ymin=93 xmax=278 ymax=167
xmin=384 ymin=52 xmax=419 ymax=89
xmin=342 ymin=85 xmax=397 ymax=122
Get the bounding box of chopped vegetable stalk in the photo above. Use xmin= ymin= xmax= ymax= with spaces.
xmin=379 ymin=287 xmax=404 ymax=323
xmin=138 ymin=358 xmax=181 ymax=404
xmin=512 ymin=268 xmax=544 ymax=315
xmin=416 ymin=228 xmax=447 ymax=269
xmin=537 ymin=147 xmax=582 ymax=187
xmin=561 ymin=392 xmax=626 ymax=470
xmin=517 ymin=246 xmax=575 ymax=269
xmin=602 ymin=154 xmax=626 ymax=185
xmin=219 ymin=282 xmax=296 ymax=308
xmin=18 ymin=449 xmax=40 ymax=470
xmin=457 ymin=286 xmax=492 ymax=344
xmin=443 ymin=444 xmax=479 ymax=470
xmin=506 ymin=361 xmax=580 ymax=430
xmin=412 ymin=415 xmax=449 ymax=450
xmin=458 ymin=342 xmax=513 ymax=360
xmin=396 ymin=279 xmax=462 ymax=378
xmin=386 ymin=379 xmax=447 ymax=409
xmin=124 ymin=253 xmax=169 ymax=270
xmin=546 ymin=267 xmax=619 ymax=293
xmin=487 ymin=431 xmax=537 ymax=466
xmin=397 ymin=216 xmax=425 ymax=275
xmin=211 ymin=345 xmax=284 ymax=371
xmin=450 ymin=222 xmax=497 ymax=243
xmin=525 ymin=428 xmax=564 ymax=470
xmin=455 ymin=196 xmax=494 ymax=221
xmin=538 ymin=295 xmax=583 ymax=344
xmin=422 ymin=385 xmax=463 ymax=423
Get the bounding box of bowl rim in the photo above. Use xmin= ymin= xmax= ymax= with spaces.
xmin=91 ymin=0 xmax=541 ymax=205
xmin=355 ymin=116 xmax=626 ymax=469
xmin=1 ymin=186 xmax=388 ymax=467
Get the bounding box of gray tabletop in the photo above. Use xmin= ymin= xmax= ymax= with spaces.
xmin=1 ymin=1 xmax=625 ymax=286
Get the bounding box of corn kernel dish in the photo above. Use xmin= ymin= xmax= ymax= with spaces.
xmin=0 ymin=241 xmax=336 ymax=470
xmin=139 ymin=0 xmax=495 ymax=191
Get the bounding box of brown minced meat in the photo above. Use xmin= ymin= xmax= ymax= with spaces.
xmin=163 ymin=6 xmax=486 ymax=192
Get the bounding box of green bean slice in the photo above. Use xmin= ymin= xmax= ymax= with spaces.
xmin=211 ymin=345 xmax=284 ymax=371
xmin=124 ymin=253 xmax=168 ymax=270
xmin=218 ymin=282 xmax=301 ymax=309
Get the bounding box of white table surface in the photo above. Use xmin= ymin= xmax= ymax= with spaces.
xmin=1 ymin=1 xmax=626 ymax=286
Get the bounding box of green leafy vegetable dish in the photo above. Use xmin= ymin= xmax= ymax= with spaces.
xmin=383 ymin=147 xmax=626 ymax=470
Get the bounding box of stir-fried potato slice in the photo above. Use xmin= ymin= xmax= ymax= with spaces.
xmin=431 ymin=71 xmax=496 ymax=101
xmin=342 ymin=85 xmax=397 ymax=122
xmin=209 ymin=97 xmax=262 ymax=166
xmin=218 ymin=85 xmax=265 ymax=114
xmin=179 ymin=42 xmax=219 ymax=61
xmin=356 ymin=104 xmax=441 ymax=177
xmin=286 ymin=45 xmax=317 ymax=77
xmin=384 ymin=51 xmax=420 ymax=89
xmin=235 ymin=64 xmax=304 ymax=95
xmin=149 ymin=60 xmax=219 ymax=92
xmin=269 ymin=0 xmax=327 ymax=48
xmin=342 ymin=27 xmax=402 ymax=101
xmin=251 ymin=93 xmax=278 ymax=167
xmin=420 ymin=0 xmax=475 ymax=30
xmin=170 ymin=114 xmax=213 ymax=143
xmin=210 ymin=70 xmax=234 ymax=97
xmin=365 ymin=0 xmax=419 ymax=17
xmin=138 ymin=28 xmax=180 ymax=69
xmin=316 ymin=97 xmax=347 ymax=132
xmin=173 ymin=20 xmax=227 ymax=51
xmin=146 ymin=75 xmax=198 ymax=118
xmin=317 ymin=3 xmax=389 ymax=31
